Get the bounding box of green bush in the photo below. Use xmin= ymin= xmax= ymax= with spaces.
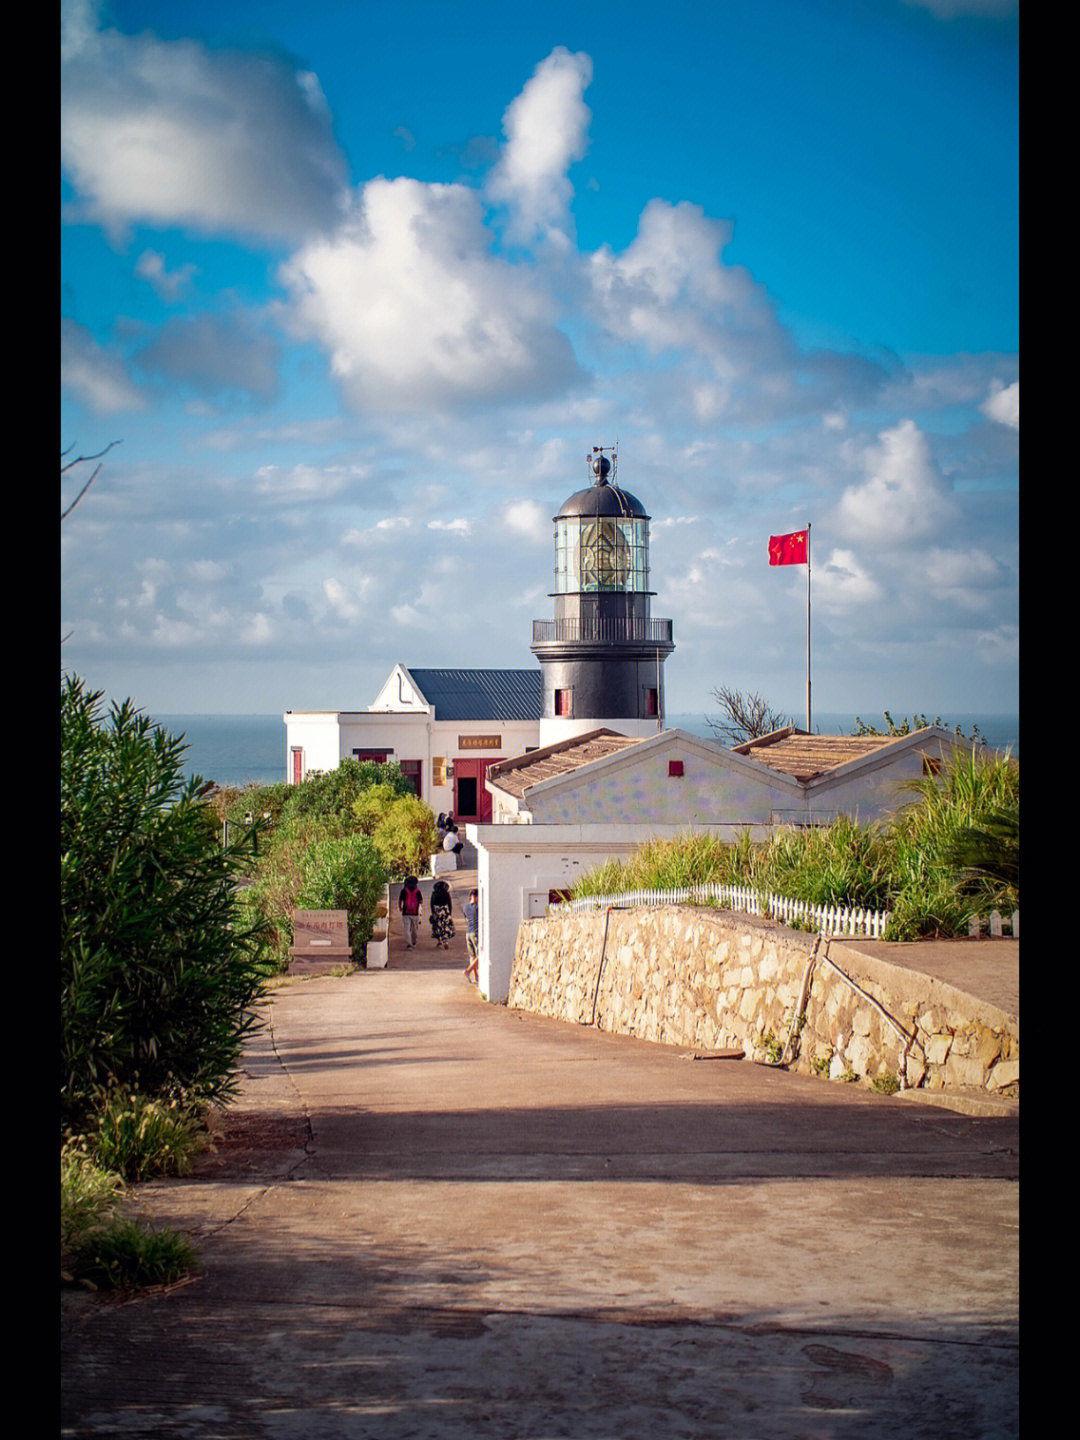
xmin=296 ymin=831 xmax=389 ymax=964
xmin=371 ymin=794 xmax=438 ymax=878
xmin=285 ymin=758 xmax=411 ymax=826
xmin=61 ymin=676 xmax=269 ymax=1129
xmin=233 ymin=763 xmax=432 ymax=968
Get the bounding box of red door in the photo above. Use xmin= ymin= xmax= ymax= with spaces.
xmin=453 ymin=758 xmax=493 ymax=823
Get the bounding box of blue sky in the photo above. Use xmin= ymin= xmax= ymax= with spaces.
xmin=61 ymin=0 xmax=1018 ymax=721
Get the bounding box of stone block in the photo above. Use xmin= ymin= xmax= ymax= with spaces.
xmin=924 ymin=1033 xmax=953 ymax=1066
xmin=987 ymin=1059 xmax=1019 ymax=1091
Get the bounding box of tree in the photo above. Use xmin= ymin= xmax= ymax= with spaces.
xmin=61 ymin=676 xmax=267 ymax=1128
xmin=707 ymin=687 xmax=793 ymax=746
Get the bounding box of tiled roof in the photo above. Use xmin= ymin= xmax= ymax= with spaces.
xmin=486 ymin=729 xmax=641 ymax=800
xmin=407 ymin=668 xmax=543 ymax=722
xmin=732 ymin=727 xmax=904 ymax=782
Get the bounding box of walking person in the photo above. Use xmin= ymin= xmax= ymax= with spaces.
xmin=398 ymin=875 xmax=423 ymax=950
xmin=463 ymin=888 xmax=479 ymax=984
xmin=430 ymin=879 xmax=454 ymax=950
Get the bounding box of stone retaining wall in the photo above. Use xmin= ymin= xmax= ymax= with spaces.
xmin=508 ymin=906 xmax=1019 ymax=1096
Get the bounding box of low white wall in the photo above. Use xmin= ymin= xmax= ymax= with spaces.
xmin=468 ymin=822 xmax=773 ymax=1003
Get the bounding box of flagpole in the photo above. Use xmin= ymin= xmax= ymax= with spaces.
xmin=805 ymin=523 xmax=812 ymax=733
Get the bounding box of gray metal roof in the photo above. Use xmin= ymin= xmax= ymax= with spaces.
xmin=407 ymin=668 xmax=543 ymax=722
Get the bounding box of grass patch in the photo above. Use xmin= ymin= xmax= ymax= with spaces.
xmin=61 ymin=1149 xmax=123 ymax=1264
xmin=71 ymin=1220 xmax=198 ymax=1292
xmin=75 ymin=1088 xmax=206 ymax=1181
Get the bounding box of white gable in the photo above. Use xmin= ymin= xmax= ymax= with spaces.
xmin=368 ymin=664 xmax=430 ymax=714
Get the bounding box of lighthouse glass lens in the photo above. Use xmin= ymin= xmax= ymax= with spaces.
xmin=554 ymin=516 xmax=648 ymax=593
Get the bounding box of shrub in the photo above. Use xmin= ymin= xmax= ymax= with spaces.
xmin=885 ymin=748 xmax=1019 ymax=938
xmin=285 ymin=758 xmax=411 ymax=826
xmin=371 ymin=794 xmax=438 ymax=878
xmin=296 ymin=831 xmax=389 ymax=964
xmin=61 ymin=676 xmax=268 ymax=1129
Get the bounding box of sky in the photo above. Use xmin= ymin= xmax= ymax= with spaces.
xmin=61 ymin=0 xmax=1018 ymax=723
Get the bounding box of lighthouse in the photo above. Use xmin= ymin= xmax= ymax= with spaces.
xmin=531 ymin=447 xmax=675 ymax=746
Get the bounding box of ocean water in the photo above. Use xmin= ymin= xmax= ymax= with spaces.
xmin=160 ymin=711 xmax=1019 ymax=790
xmin=158 ymin=715 xmax=286 ymax=790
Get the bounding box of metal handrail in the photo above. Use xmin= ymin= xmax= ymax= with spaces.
xmin=531 ymin=617 xmax=674 ymax=645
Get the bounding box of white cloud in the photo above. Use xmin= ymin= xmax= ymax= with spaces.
xmin=974 ymin=623 xmax=1019 ymax=662
xmin=241 ymin=612 xmax=273 ymax=645
xmin=135 ymin=250 xmax=196 ymax=301
xmin=61 ymin=6 xmax=347 ymax=242
xmin=253 ymin=464 xmax=354 ymax=499
xmin=838 ymin=419 xmax=957 ymax=545
xmin=504 ymin=500 xmax=549 ymax=542
xmin=61 ymin=318 xmax=144 ymax=413
xmin=814 ymin=548 xmax=884 ymax=612
xmin=487 ymin=48 xmax=593 ymax=242
xmin=151 ymin=614 xmax=201 ymax=647
xmin=187 ymin=560 xmax=229 ymax=583
xmin=981 ymin=378 xmax=1019 ymax=430
xmin=323 ymin=578 xmax=362 ymax=621
xmin=427 ymin=518 xmax=471 ymax=534
xmin=280 ymin=176 xmax=581 ymax=411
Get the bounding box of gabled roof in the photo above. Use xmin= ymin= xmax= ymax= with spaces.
xmin=405 ymin=668 xmax=543 ymax=722
xmin=486 ymin=728 xmax=641 ymax=800
xmin=732 ymin=726 xmax=928 ymax=782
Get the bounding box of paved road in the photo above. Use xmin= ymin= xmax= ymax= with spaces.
xmin=62 ymin=874 xmax=1018 ymax=1438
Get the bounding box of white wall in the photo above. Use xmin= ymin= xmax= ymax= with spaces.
xmin=468 ymin=821 xmax=773 ymax=1004
xmin=284 ymin=708 xmax=540 ymax=812
xmin=283 ymin=712 xmax=350 ymax=780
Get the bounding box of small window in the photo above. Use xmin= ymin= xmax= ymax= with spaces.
xmin=555 ymin=688 xmax=573 ymax=717
xmin=645 ymin=687 xmax=659 ymax=717
xmin=922 ymin=755 xmax=943 ymax=776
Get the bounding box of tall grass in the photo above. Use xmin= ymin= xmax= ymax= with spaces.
xmin=570 ymin=749 xmax=1018 ymax=941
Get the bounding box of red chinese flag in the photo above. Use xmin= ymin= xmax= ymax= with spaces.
xmin=768 ymin=530 xmax=808 ymax=566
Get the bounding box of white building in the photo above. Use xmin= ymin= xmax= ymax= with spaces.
xmin=284 ymin=665 xmax=542 ymax=824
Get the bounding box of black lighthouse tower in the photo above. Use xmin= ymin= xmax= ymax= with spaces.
xmin=531 ymin=447 xmax=674 ymax=744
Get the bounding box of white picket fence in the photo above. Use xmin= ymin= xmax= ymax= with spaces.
xmin=968 ymin=909 xmax=1019 ymax=938
xmin=555 ymin=882 xmax=891 ymax=939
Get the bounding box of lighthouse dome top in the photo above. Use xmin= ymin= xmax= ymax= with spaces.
xmin=554 ymin=449 xmax=649 ymax=521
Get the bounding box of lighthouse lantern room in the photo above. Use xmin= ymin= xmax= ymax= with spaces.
xmin=531 ymin=447 xmax=675 ymax=746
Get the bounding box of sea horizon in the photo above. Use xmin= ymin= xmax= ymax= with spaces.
xmin=159 ymin=710 xmax=1020 ymax=791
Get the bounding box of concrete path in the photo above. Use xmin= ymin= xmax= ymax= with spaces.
xmin=62 ymin=871 xmax=1018 ymax=1438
